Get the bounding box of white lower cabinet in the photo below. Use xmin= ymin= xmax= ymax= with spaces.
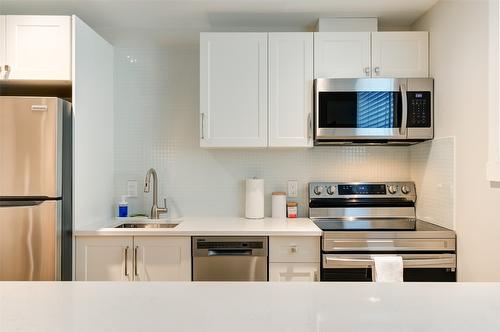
xmin=269 ymin=263 xmax=319 ymax=282
xmin=76 ymin=236 xmax=133 ymax=281
xmin=75 ymin=236 xmax=191 ymax=281
xmin=134 ymin=237 xmax=191 ymax=281
xmin=269 ymin=236 xmax=320 ymax=282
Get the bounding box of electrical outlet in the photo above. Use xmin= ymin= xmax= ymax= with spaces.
xmin=287 ymin=180 xmax=298 ymax=198
xmin=127 ymin=180 xmax=138 ymax=197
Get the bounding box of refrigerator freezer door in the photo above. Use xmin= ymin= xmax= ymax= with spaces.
xmin=0 ymin=97 xmax=62 ymax=198
xmin=0 ymin=200 xmax=59 ymax=280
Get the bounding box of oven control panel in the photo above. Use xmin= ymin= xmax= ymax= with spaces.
xmin=309 ymin=182 xmax=416 ymax=200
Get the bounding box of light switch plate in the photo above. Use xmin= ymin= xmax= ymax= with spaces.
xmin=127 ymin=180 xmax=138 ymax=197
xmin=287 ymin=180 xmax=298 ymax=198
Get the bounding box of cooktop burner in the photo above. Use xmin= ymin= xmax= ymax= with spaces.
xmin=313 ymin=218 xmax=417 ymax=231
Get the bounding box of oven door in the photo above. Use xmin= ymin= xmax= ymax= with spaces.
xmin=314 ymin=78 xmax=407 ymax=141
xmin=322 ymin=253 xmax=456 ymax=282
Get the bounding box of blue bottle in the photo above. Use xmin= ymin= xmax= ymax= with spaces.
xmin=118 ymin=196 xmax=128 ymax=217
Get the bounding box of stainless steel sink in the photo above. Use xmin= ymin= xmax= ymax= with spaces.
xmin=115 ymin=223 xmax=179 ymax=229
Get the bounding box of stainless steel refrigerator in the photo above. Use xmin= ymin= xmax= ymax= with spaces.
xmin=0 ymin=96 xmax=72 ymax=281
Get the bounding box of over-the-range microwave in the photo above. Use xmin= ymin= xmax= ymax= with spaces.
xmin=314 ymin=78 xmax=434 ymax=145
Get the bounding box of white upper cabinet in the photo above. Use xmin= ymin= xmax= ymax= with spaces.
xmin=269 ymin=33 xmax=313 ymax=147
xmin=134 ymin=237 xmax=191 ymax=281
xmin=4 ymin=15 xmax=71 ymax=80
xmin=200 ymin=30 xmax=428 ymax=148
xmin=314 ymin=32 xmax=371 ymax=78
xmin=314 ymin=31 xmax=429 ymax=79
xmin=371 ymin=32 xmax=429 ymax=78
xmin=200 ymin=33 xmax=268 ymax=147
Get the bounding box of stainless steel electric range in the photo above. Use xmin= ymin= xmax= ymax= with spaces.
xmin=309 ymin=182 xmax=457 ymax=282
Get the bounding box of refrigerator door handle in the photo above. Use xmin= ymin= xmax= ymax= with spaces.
xmin=0 ymin=200 xmax=44 ymax=207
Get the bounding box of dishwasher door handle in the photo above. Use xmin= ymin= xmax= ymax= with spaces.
xmin=208 ymin=249 xmax=253 ymax=256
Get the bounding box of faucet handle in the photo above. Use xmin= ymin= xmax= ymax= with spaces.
xmin=159 ymin=198 xmax=168 ymax=214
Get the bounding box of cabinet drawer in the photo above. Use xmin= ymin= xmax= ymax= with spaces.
xmin=269 ymin=237 xmax=320 ymax=263
xmin=269 ymin=263 xmax=319 ymax=282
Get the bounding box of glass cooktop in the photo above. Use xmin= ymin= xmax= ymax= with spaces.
xmin=313 ymin=218 xmax=455 ymax=232
xmin=313 ymin=218 xmax=417 ymax=231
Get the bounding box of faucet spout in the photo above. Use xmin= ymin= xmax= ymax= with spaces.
xmin=144 ymin=168 xmax=167 ymax=219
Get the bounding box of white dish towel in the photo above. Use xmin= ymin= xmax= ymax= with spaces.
xmin=372 ymin=256 xmax=404 ymax=282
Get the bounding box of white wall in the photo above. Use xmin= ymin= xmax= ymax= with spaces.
xmin=413 ymin=0 xmax=500 ymax=281
xmin=410 ymin=137 xmax=455 ymax=230
xmin=113 ymin=47 xmax=411 ymax=219
xmin=73 ymin=17 xmax=114 ymax=228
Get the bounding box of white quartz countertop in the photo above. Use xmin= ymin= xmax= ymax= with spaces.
xmin=74 ymin=217 xmax=322 ymax=236
xmin=1 ymin=282 xmax=499 ymax=332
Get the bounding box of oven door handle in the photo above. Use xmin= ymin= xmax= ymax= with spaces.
xmin=324 ymin=254 xmax=456 ymax=269
xmin=399 ymin=83 xmax=408 ymax=136
xmin=402 ymin=257 xmax=456 ymax=268
xmin=324 ymin=257 xmax=374 ymax=269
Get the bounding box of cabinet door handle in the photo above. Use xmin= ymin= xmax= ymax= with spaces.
xmin=200 ymin=113 xmax=205 ymax=139
xmin=374 ymin=66 xmax=380 ymax=75
xmin=134 ymin=246 xmax=139 ymax=277
xmin=307 ymin=113 xmax=313 ymax=139
xmin=124 ymin=246 xmax=129 ymax=276
xmin=364 ymin=67 xmax=371 ymax=76
xmin=4 ymin=65 xmax=11 ymax=79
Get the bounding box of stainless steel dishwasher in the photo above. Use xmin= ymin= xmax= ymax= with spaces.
xmin=192 ymin=237 xmax=268 ymax=281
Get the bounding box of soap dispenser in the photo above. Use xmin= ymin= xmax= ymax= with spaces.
xmin=118 ymin=196 xmax=129 ymax=218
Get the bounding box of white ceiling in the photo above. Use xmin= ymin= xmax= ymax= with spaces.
xmin=0 ymin=0 xmax=441 ymax=46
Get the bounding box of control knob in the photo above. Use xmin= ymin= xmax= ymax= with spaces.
xmin=401 ymin=185 xmax=411 ymax=195
xmin=387 ymin=185 xmax=398 ymax=194
xmin=326 ymin=186 xmax=336 ymax=195
xmin=314 ymin=186 xmax=324 ymax=195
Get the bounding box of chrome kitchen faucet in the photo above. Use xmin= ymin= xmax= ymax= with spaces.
xmin=144 ymin=168 xmax=168 ymax=219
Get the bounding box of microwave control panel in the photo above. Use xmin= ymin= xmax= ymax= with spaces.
xmin=407 ymin=91 xmax=431 ymax=128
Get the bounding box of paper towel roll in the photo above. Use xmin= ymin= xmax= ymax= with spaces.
xmin=245 ymin=178 xmax=264 ymax=219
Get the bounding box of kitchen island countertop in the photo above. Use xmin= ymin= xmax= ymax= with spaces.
xmin=1 ymin=282 xmax=499 ymax=332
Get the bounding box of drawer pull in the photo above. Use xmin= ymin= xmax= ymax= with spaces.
xmin=280 ymin=272 xmax=311 ymax=278
xmin=290 ymin=246 xmax=298 ymax=254
xmin=134 ymin=246 xmax=139 ymax=277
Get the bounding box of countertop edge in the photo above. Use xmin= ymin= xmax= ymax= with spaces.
xmin=74 ymin=230 xmax=323 ymax=237
xmin=74 ymin=217 xmax=322 ymax=237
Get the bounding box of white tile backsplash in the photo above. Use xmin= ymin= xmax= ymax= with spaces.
xmin=114 ymin=46 xmax=412 ymax=218
xmin=410 ymin=137 xmax=455 ymax=229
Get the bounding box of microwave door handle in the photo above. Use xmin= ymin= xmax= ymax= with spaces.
xmin=400 ymin=83 xmax=408 ymax=136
